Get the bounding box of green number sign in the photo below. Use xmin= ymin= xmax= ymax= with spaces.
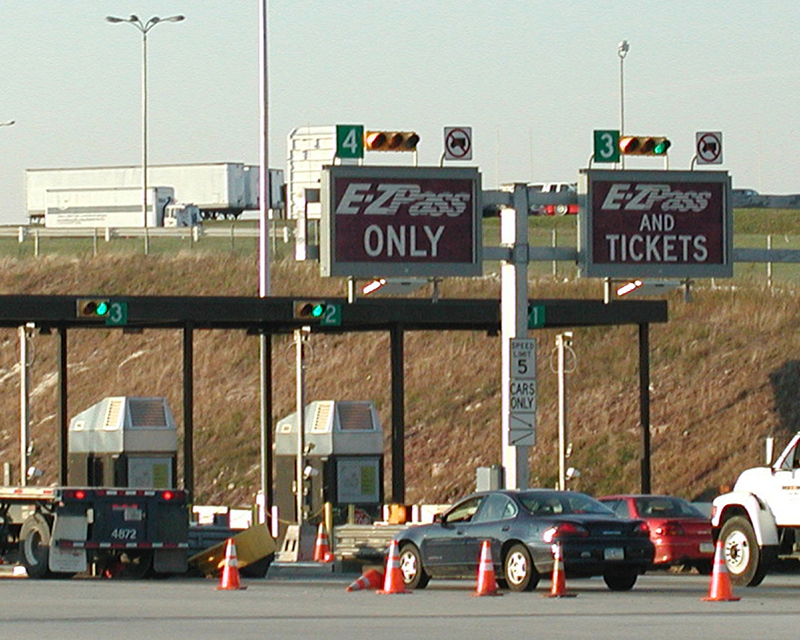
xmin=105 ymin=301 xmax=128 ymax=326
xmin=593 ymin=130 xmax=620 ymax=163
xmin=320 ymin=303 xmax=342 ymax=326
xmin=528 ymin=304 xmax=545 ymax=329
xmin=336 ymin=124 xmax=364 ymax=159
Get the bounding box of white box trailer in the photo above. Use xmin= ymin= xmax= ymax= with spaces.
xmin=44 ymin=186 xmax=174 ymax=228
xmin=26 ymin=163 xmax=285 ymax=223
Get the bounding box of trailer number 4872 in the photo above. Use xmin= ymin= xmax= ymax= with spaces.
xmin=110 ymin=528 xmax=138 ymax=540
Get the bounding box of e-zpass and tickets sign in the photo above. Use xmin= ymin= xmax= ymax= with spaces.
xmin=579 ymin=169 xmax=733 ymax=279
xmin=321 ymin=165 xmax=482 ymax=278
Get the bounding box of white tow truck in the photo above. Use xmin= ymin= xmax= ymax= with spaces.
xmin=711 ymin=433 xmax=800 ymax=586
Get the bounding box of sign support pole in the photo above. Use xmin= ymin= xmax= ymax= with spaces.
xmin=500 ymin=184 xmax=530 ymax=490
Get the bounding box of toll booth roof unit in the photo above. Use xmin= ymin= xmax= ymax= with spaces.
xmin=275 ymin=400 xmax=383 ymax=456
xmin=68 ymin=396 xmax=179 ymax=454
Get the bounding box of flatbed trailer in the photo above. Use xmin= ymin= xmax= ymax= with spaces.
xmin=0 ymin=485 xmax=189 ymax=578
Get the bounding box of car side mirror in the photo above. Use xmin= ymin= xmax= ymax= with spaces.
xmin=434 ymin=513 xmax=444 ymax=524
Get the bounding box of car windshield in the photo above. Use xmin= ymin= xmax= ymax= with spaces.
xmin=634 ymin=496 xmax=705 ymax=518
xmin=518 ymin=492 xmax=614 ymax=516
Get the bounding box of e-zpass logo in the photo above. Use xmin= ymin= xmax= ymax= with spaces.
xmin=336 ymin=182 xmax=471 ymax=217
xmin=601 ymin=183 xmax=712 ymax=213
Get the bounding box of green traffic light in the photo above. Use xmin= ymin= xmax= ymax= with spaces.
xmin=95 ymin=301 xmax=109 ymax=316
xmin=653 ymin=139 xmax=671 ymax=155
xmin=310 ymin=303 xmax=324 ymax=318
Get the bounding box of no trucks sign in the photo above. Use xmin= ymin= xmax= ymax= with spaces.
xmin=320 ymin=165 xmax=482 ymax=278
xmin=578 ymin=169 xmax=733 ymax=279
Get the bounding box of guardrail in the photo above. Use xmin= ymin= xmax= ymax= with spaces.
xmin=0 ymin=224 xmax=293 ymax=256
xmin=5 ymin=224 xmax=800 ymax=287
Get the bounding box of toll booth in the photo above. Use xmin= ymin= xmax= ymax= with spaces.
xmin=275 ymin=400 xmax=383 ymax=535
xmin=67 ymin=396 xmax=178 ymax=488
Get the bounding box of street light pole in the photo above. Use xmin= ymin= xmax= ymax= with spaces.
xmin=106 ymin=15 xmax=184 ymax=238
xmin=618 ymin=39 xmax=629 ymax=169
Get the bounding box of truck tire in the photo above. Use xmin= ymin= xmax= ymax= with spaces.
xmin=719 ymin=515 xmax=769 ymax=586
xmin=19 ymin=513 xmax=51 ymax=579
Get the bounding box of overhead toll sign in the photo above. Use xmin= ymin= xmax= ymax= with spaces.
xmin=578 ymin=169 xmax=732 ymax=279
xmin=320 ymin=165 xmax=482 ymax=278
xmin=444 ymin=126 xmax=473 ymax=161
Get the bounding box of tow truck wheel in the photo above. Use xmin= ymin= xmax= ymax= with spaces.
xmin=719 ymin=515 xmax=769 ymax=586
xmin=19 ymin=513 xmax=51 ymax=579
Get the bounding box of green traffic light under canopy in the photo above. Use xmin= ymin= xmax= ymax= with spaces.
xmin=96 ymin=301 xmax=109 ymax=316
xmin=310 ymin=304 xmax=324 ymax=318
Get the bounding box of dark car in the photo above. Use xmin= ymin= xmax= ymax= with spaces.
xmin=394 ymin=489 xmax=654 ymax=592
xmin=598 ymin=494 xmax=714 ymax=574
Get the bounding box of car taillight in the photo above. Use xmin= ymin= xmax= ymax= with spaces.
xmin=543 ymin=522 xmax=590 ymax=543
xmin=162 ymin=490 xmax=174 ymax=501
xmin=654 ymin=522 xmax=685 ymax=537
xmin=634 ymin=521 xmax=651 ymax=536
xmin=64 ymin=489 xmax=87 ymax=500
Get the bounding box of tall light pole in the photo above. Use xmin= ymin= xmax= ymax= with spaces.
xmin=617 ymin=39 xmax=629 ymax=169
xmin=258 ymin=0 xmax=273 ymax=530
xmin=106 ymin=15 xmax=185 ymax=233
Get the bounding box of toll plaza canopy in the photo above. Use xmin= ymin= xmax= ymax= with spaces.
xmin=0 ymin=294 xmax=666 ymax=330
xmin=0 ymin=295 xmax=667 ymax=500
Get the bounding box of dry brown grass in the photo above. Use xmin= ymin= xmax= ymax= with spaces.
xmin=1 ymin=254 xmax=799 ymax=507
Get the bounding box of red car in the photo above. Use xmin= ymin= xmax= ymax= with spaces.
xmin=598 ymin=494 xmax=714 ymax=574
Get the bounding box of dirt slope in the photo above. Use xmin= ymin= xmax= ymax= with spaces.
xmin=0 ymin=253 xmax=797 ymax=507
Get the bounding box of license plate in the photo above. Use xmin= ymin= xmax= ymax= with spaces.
xmin=699 ymin=542 xmax=714 ymax=554
xmin=604 ymin=547 xmax=624 ymax=561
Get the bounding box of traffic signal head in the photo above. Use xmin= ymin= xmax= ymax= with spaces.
xmin=619 ymin=136 xmax=671 ymax=156
xmin=293 ymin=300 xmax=327 ymax=321
xmin=76 ymin=298 xmax=110 ymax=318
xmin=364 ymin=131 xmax=419 ymax=152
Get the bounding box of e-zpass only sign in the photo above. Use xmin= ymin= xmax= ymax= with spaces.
xmin=321 ymin=165 xmax=482 ymax=278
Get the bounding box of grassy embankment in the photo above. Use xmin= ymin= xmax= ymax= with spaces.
xmin=1 ymin=210 xmax=800 ymax=507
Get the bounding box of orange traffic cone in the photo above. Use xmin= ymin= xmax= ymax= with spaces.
xmin=346 ymin=568 xmax=384 ymax=592
xmin=377 ymin=539 xmax=411 ymax=595
xmin=546 ymin=542 xmax=576 ymax=598
xmin=473 ymin=540 xmax=502 ymax=596
xmin=216 ymin=538 xmax=247 ymax=590
xmin=702 ymin=540 xmax=740 ymax=601
xmin=313 ymin=522 xmax=334 ymax=563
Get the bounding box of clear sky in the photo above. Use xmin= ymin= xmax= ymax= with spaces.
xmin=1 ymin=1 xmax=797 ymax=224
